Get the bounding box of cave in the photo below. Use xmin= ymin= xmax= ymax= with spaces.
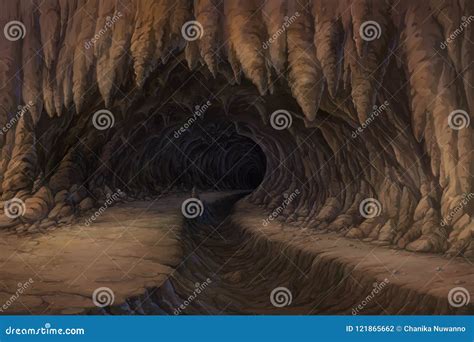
xmin=0 ymin=0 xmax=472 ymax=315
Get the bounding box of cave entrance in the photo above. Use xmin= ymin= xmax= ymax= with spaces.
xmin=125 ymin=119 xmax=267 ymax=195
xmin=169 ymin=120 xmax=266 ymax=192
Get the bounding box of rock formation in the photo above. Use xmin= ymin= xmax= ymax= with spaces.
xmin=0 ymin=0 xmax=472 ymax=257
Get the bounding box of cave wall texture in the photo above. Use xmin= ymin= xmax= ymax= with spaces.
xmin=0 ymin=0 xmax=473 ymax=258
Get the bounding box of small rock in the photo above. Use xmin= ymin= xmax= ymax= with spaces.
xmin=54 ymin=190 xmax=69 ymax=203
xmin=435 ymin=266 xmax=443 ymax=272
xmin=78 ymin=197 xmax=95 ymax=211
xmin=16 ymin=226 xmax=27 ymax=233
xmin=27 ymin=226 xmax=38 ymax=233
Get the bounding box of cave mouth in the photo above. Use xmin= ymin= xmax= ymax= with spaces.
xmin=134 ymin=119 xmax=268 ymax=194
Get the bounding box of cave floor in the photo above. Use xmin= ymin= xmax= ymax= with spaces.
xmin=0 ymin=192 xmax=233 ymax=314
xmin=0 ymin=192 xmax=472 ymax=314
xmin=130 ymin=195 xmax=474 ymax=315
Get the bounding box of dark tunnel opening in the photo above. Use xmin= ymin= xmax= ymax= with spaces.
xmin=161 ymin=120 xmax=267 ymax=192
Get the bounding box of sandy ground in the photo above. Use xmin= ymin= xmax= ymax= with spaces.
xmin=1 ymin=192 xmax=472 ymax=315
xmin=0 ymin=193 xmax=201 ymax=314
xmin=233 ymin=201 xmax=474 ymax=314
